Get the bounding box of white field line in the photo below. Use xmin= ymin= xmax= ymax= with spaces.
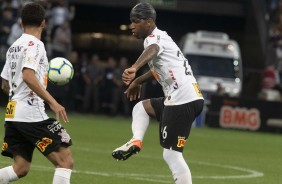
xmin=190 ymin=161 xmax=264 ymax=179
xmin=0 ymin=157 xmax=264 ymax=183
xmin=71 ymin=147 xmax=264 ymax=179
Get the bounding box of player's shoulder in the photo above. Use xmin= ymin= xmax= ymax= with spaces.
xmin=20 ymin=34 xmax=44 ymax=47
xmin=154 ymin=28 xmax=169 ymax=36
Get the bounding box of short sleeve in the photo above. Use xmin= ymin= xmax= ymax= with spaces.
xmin=144 ymin=34 xmax=164 ymax=56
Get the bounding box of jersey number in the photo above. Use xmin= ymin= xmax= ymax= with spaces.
xmin=162 ymin=126 xmax=168 ymax=139
xmin=177 ymin=50 xmax=190 ymax=75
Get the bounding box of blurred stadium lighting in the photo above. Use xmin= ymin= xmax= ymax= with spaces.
xmin=119 ymin=25 xmax=128 ymax=31
xmin=92 ymin=33 xmax=103 ymax=38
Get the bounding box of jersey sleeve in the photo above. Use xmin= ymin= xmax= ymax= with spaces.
xmin=1 ymin=62 xmax=9 ymax=80
xmin=22 ymin=41 xmax=40 ymax=71
xmin=144 ymin=34 xmax=164 ymax=56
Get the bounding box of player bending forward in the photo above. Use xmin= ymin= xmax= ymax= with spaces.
xmin=112 ymin=3 xmax=204 ymax=184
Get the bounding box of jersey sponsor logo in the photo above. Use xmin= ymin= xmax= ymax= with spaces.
xmin=47 ymin=121 xmax=62 ymax=133
xmin=8 ymin=46 xmax=22 ymax=53
xmin=36 ymin=137 xmax=52 ymax=152
xmin=5 ymin=101 xmax=16 ymax=119
xmin=58 ymin=129 xmax=71 ymax=143
xmin=28 ymin=41 xmax=34 ymax=46
xmin=192 ymin=83 xmax=203 ymax=97
xmin=149 ymin=34 xmax=155 ymax=37
xmin=2 ymin=142 xmax=8 ymax=151
xmin=9 ymin=61 xmax=16 ymax=69
xmin=220 ymin=106 xmax=261 ymax=131
xmin=177 ymin=137 xmax=186 ymax=148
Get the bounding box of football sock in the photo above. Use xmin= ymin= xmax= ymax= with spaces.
xmin=0 ymin=166 xmax=19 ymax=184
xmin=131 ymin=101 xmax=150 ymax=141
xmin=163 ymin=149 xmax=192 ymax=184
xmin=52 ymin=168 xmax=72 ymax=184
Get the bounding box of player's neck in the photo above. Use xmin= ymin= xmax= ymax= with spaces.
xmin=24 ymin=27 xmax=42 ymax=40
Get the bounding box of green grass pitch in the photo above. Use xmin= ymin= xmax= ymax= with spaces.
xmin=0 ymin=111 xmax=281 ymax=184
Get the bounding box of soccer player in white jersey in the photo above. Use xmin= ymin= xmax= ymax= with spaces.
xmin=0 ymin=3 xmax=73 ymax=184
xmin=112 ymin=3 xmax=204 ymax=184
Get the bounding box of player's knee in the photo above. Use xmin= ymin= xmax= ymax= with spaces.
xmin=163 ymin=149 xmax=172 ymax=163
xmin=132 ymin=101 xmax=144 ymax=114
xmin=163 ymin=149 xmax=181 ymax=164
xmin=49 ymin=147 xmax=74 ymax=169
xmin=13 ymin=164 xmax=30 ymax=178
xmin=134 ymin=99 xmax=155 ymax=117
xmin=57 ymin=154 xmax=74 ymax=169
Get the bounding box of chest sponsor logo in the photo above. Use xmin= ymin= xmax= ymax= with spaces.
xmin=36 ymin=137 xmax=52 ymax=152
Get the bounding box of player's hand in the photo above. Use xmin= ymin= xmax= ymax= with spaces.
xmin=49 ymin=102 xmax=69 ymax=123
xmin=122 ymin=67 xmax=137 ymax=86
xmin=124 ymin=81 xmax=141 ymax=101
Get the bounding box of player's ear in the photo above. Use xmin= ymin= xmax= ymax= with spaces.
xmin=41 ymin=19 xmax=46 ymax=29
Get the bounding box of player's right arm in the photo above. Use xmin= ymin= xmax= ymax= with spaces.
xmin=1 ymin=79 xmax=9 ymax=96
xmin=22 ymin=68 xmax=69 ymax=123
xmin=122 ymin=44 xmax=159 ymax=86
xmin=132 ymin=44 xmax=159 ymax=71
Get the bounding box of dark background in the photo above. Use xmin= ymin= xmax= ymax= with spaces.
xmin=69 ymin=0 xmax=269 ymax=99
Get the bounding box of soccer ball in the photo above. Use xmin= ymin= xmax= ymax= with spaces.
xmin=48 ymin=57 xmax=74 ymax=86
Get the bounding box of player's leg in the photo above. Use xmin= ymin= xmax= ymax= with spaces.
xmin=33 ymin=119 xmax=73 ymax=184
xmin=161 ymin=99 xmax=204 ymax=184
xmin=0 ymin=154 xmax=29 ymax=184
xmin=163 ymin=148 xmax=192 ymax=184
xmin=0 ymin=122 xmax=35 ymax=183
xmin=112 ymin=97 xmax=164 ymax=160
xmin=15 ymin=119 xmax=73 ymax=184
xmin=46 ymin=147 xmax=73 ymax=184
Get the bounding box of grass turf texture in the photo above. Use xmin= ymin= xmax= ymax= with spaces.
xmin=0 ymin=112 xmax=281 ymax=184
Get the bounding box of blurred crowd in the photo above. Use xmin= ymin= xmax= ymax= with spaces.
xmin=48 ymin=52 xmax=163 ymax=116
xmin=0 ymin=0 xmax=75 ymax=61
xmin=258 ymin=0 xmax=282 ymax=101
xmin=0 ymin=0 xmax=163 ymax=115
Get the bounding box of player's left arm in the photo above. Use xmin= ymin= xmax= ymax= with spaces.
xmin=1 ymin=79 xmax=9 ymax=96
xmin=132 ymin=44 xmax=159 ymax=71
xmin=125 ymin=71 xmax=153 ymax=101
xmin=22 ymin=68 xmax=69 ymax=123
